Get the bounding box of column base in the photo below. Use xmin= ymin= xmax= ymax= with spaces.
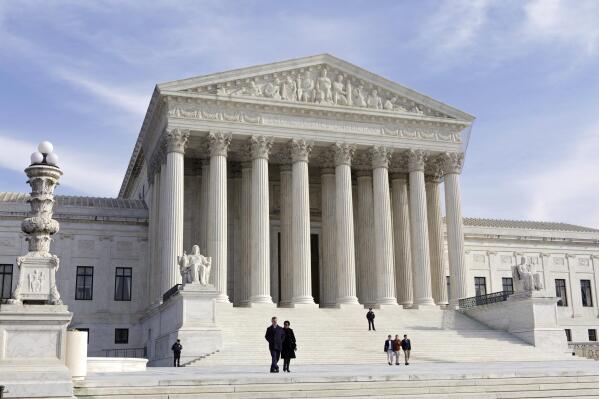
xmin=214 ymin=294 xmax=231 ymax=304
xmin=335 ymin=296 xmax=360 ymax=307
xmin=248 ymin=299 xmax=276 ymax=308
xmin=374 ymin=297 xmax=399 ymax=307
xmin=289 ymin=302 xmax=319 ymax=308
xmin=277 ymin=301 xmax=293 ymax=308
xmin=400 ymin=302 xmax=414 ymax=309
xmin=291 ymin=296 xmax=316 ymax=306
xmin=410 ymin=298 xmax=437 ymax=309
xmin=336 ymin=303 xmax=363 ymax=309
xmin=373 ymin=303 xmax=401 ymax=309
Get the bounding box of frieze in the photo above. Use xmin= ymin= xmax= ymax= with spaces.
xmin=168 ymin=102 xmax=463 ymax=144
xmin=183 ymin=64 xmax=453 ymax=119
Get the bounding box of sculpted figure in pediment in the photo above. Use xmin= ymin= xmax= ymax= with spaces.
xmin=263 ymin=78 xmax=281 ymax=100
xmin=315 ymin=68 xmax=333 ymax=104
xmin=299 ymin=71 xmax=315 ymax=102
xmin=332 ymin=74 xmax=348 ymax=105
xmin=281 ymin=76 xmax=297 ymax=101
xmin=353 ymin=85 xmax=367 ymax=107
xmin=367 ymin=89 xmax=383 ymax=110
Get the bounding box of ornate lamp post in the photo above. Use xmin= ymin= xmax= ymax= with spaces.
xmin=10 ymin=141 xmax=63 ymax=304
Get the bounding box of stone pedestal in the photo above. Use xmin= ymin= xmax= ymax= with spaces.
xmin=0 ymin=304 xmax=74 ymax=398
xmin=461 ymin=292 xmax=567 ymax=353
xmin=141 ymin=283 xmax=222 ymax=367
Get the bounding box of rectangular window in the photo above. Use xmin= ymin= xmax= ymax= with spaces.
xmin=502 ymin=277 xmax=514 ymax=293
xmin=589 ymin=329 xmax=597 ymax=342
xmin=0 ymin=264 xmax=13 ymax=299
xmin=75 ymin=266 xmax=94 ymax=300
xmin=114 ymin=267 xmax=132 ymax=301
xmin=474 ymin=277 xmax=487 ymax=297
xmin=565 ymin=329 xmax=572 ymax=342
xmin=115 ymin=328 xmax=129 ymax=344
xmin=555 ymin=279 xmax=568 ymax=307
xmin=581 ymin=280 xmax=593 ymax=307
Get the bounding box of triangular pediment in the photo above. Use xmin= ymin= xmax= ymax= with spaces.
xmin=158 ymin=54 xmax=474 ymax=122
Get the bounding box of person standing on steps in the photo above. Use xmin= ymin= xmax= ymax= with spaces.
xmin=265 ymin=316 xmax=285 ymax=373
xmin=393 ymin=334 xmax=402 ymax=365
xmin=281 ymin=320 xmax=297 ymax=372
xmin=401 ymin=334 xmax=412 ymax=365
xmin=384 ymin=335 xmax=395 ymax=365
xmin=171 ymin=339 xmax=182 ymax=367
xmin=366 ymin=308 xmax=376 ymax=331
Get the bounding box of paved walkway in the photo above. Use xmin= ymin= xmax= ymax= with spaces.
xmin=79 ymin=360 xmax=598 ymax=387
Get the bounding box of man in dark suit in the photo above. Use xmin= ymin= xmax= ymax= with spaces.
xmin=265 ymin=316 xmax=285 ymax=373
xmin=366 ymin=308 xmax=376 ymax=331
xmin=171 ymin=339 xmax=182 ymax=367
xmin=401 ymin=334 xmax=412 ymax=365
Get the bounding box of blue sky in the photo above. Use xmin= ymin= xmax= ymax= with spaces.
xmin=1 ymin=0 xmax=599 ymax=226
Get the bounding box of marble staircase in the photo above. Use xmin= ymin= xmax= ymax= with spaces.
xmin=186 ymin=305 xmax=573 ymax=367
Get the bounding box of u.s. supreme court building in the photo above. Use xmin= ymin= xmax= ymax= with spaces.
xmin=1 ymin=55 xmax=598 ymax=365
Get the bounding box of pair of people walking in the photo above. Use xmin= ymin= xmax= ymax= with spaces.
xmin=384 ymin=334 xmax=411 ymax=365
xmin=265 ymin=317 xmax=297 ymax=373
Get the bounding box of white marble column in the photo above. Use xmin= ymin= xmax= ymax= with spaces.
xmin=355 ymin=170 xmax=375 ymax=306
xmin=371 ymin=146 xmax=397 ymax=306
xmin=279 ymin=163 xmax=293 ymax=307
xmin=207 ymin=132 xmax=231 ymax=303
xmin=158 ymin=157 xmax=167 ymax=296
xmin=239 ymin=161 xmax=252 ymax=306
xmin=290 ymin=139 xmax=315 ymax=306
xmin=320 ymin=165 xmax=337 ymax=307
xmin=161 ymin=129 xmax=189 ymax=291
xmin=391 ymin=173 xmax=413 ymax=307
xmin=408 ymin=150 xmax=435 ymax=307
xmin=249 ymin=135 xmax=274 ymax=305
xmin=442 ymin=152 xmax=469 ymax=305
xmin=566 ymin=254 xmax=582 ymax=318
xmin=426 ymin=169 xmax=448 ymax=306
xmin=149 ymin=165 xmax=161 ymax=305
xmin=199 ymin=159 xmax=210 ymax=255
xmin=334 ymin=143 xmax=360 ymax=306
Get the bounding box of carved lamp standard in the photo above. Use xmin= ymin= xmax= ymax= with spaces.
xmin=9 ymin=141 xmax=63 ymax=304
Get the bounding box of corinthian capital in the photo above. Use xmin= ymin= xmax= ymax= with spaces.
xmin=290 ymin=139 xmax=313 ymax=163
xmin=441 ymin=152 xmax=464 ymax=175
xmin=249 ymin=135 xmax=273 ymax=160
xmin=407 ymin=149 xmax=426 ymax=172
xmin=370 ymin=146 xmax=393 ymax=169
xmin=207 ymin=131 xmax=232 ymax=157
xmin=166 ymin=128 xmax=190 ymax=153
xmin=333 ymin=143 xmax=355 ymax=166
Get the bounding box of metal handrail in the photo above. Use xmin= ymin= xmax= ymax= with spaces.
xmin=99 ymin=347 xmax=147 ymax=358
xmin=458 ymin=290 xmax=513 ymax=309
xmin=162 ymin=284 xmax=181 ymax=303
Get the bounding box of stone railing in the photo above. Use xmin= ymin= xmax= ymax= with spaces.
xmin=458 ymin=290 xmax=513 ymax=309
xmin=162 ymin=284 xmax=182 ymax=303
xmin=569 ymin=342 xmax=599 ymax=360
xmin=90 ymin=347 xmax=147 ymax=359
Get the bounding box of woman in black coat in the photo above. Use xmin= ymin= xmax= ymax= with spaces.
xmin=281 ymin=320 xmax=296 ymax=372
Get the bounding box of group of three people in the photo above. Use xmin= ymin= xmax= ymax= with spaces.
xmin=384 ymin=334 xmax=411 ymax=365
xmin=265 ymin=317 xmax=297 ymax=373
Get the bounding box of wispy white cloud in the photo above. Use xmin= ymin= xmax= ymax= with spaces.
xmin=53 ymin=69 xmax=148 ymax=116
xmin=522 ymin=0 xmax=599 ymax=56
xmin=0 ymin=133 xmax=123 ymax=197
xmin=518 ymin=122 xmax=599 ymax=227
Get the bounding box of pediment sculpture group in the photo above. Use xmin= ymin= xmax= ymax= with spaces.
xmin=214 ymin=66 xmax=427 ymax=115
xmin=512 ymin=256 xmax=544 ymax=293
xmin=178 ymin=245 xmax=212 ymax=286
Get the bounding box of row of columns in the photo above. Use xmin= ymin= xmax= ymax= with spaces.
xmin=148 ymin=129 xmax=468 ymax=308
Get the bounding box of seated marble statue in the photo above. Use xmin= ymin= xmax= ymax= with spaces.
xmin=511 ymin=256 xmax=544 ymax=292
xmin=187 ymin=245 xmax=212 ymax=286
xmin=178 ymin=250 xmax=197 ymax=284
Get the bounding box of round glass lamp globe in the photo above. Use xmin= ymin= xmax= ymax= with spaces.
xmin=38 ymin=141 xmax=54 ymax=155
xmin=30 ymin=152 xmax=44 ymax=164
xmin=46 ymin=152 xmax=59 ymax=166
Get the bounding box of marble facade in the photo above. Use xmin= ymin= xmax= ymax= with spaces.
xmin=0 ymin=55 xmax=598 ymax=358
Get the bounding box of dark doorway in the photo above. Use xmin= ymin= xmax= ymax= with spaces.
xmin=311 ymin=234 xmax=320 ymax=304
